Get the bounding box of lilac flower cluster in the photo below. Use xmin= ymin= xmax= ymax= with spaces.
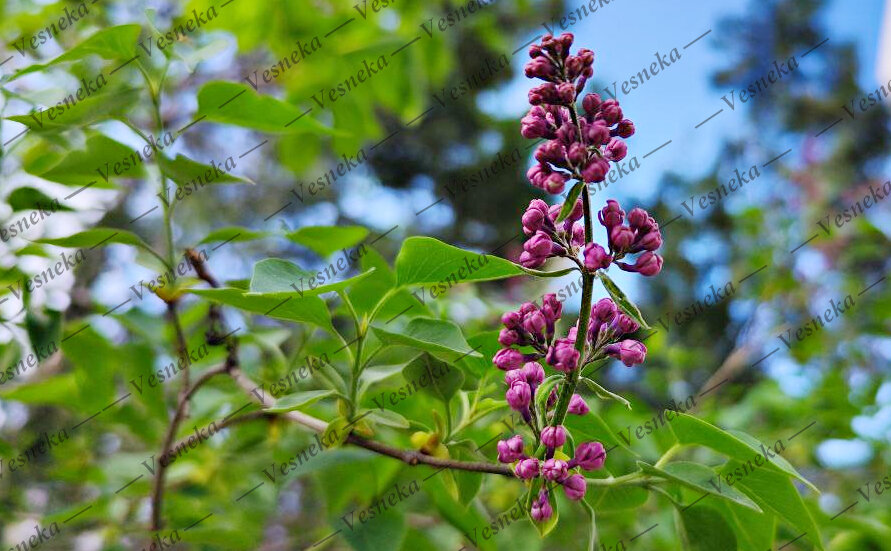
xmin=491 ymin=32 xmax=665 ymax=525
xmin=497 ymin=434 xmax=605 ymax=510
xmin=494 ymin=295 xmax=646 ymax=374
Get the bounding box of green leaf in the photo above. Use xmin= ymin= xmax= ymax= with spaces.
xmin=10 ymin=25 xmax=141 ymax=80
xmin=265 ymin=390 xmax=335 ymax=413
xmin=585 ymin=472 xmax=650 ymax=511
xmin=340 ymin=504 xmax=406 ymax=551
xmin=158 ymin=154 xmax=254 ymax=189
xmin=188 ymin=288 xmax=333 ymax=332
xmin=286 ymin=225 xmax=368 ymax=257
xmin=530 ymin=487 xmax=559 ymax=537
xmin=198 ymin=226 xmax=270 ymax=245
xmin=535 ymin=375 xmax=563 ymax=421
xmin=718 ymin=460 xmax=824 ymax=550
xmin=372 ymin=317 xmax=481 ymax=362
xmin=195 ymin=81 xmax=337 ymax=134
xmin=676 ymin=504 xmax=738 ymax=551
xmin=580 ymin=377 xmax=632 ymax=410
xmin=247 ymin=258 xmax=375 ymax=298
xmin=6 ymin=188 xmax=71 ymax=213
xmin=395 ymin=237 xmax=525 ymax=287
xmin=459 ymin=331 xmax=501 ymax=380
xmin=556 ymin=182 xmax=584 ymax=223
xmin=451 ymin=446 xmax=483 ymax=507
xmin=401 ymin=354 xmax=464 ymax=404
xmin=424 ymin=476 xmax=497 ymax=551
xmin=598 ymin=271 xmax=650 ymax=330
xmin=711 ymin=500 xmax=775 ymax=551
xmin=667 ymin=412 xmax=818 ymax=492
xmin=23 ymin=133 xmax=143 ymax=189
xmin=37 ymin=228 xmax=153 ymax=253
xmin=7 ymin=88 xmax=141 ymax=132
xmin=366 ymin=408 xmax=410 ymax=429
xmin=637 ymin=461 xmax=762 ymax=512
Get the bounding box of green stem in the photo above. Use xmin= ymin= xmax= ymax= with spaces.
xmin=654 ymin=443 xmax=683 ymax=468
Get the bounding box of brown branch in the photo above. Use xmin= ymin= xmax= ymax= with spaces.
xmin=228 ymin=368 xmax=512 ymax=476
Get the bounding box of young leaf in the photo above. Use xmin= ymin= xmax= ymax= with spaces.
xmin=265 ymin=390 xmax=335 ymax=413
xmin=372 ymin=317 xmax=482 ymax=362
xmin=718 ymin=459 xmax=824 ymax=550
xmin=285 ymin=226 xmax=369 ymax=258
xmin=37 ymin=228 xmax=155 ymax=255
xmin=366 ymin=409 xmax=410 ymax=429
xmin=424 ymin=476 xmax=497 ymax=551
xmin=247 ymin=258 xmax=376 ymax=297
xmin=556 ymin=181 xmax=584 ymax=223
xmin=188 ymin=288 xmax=333 ymax=332
xmin=637 ymin=461 xmax=762 ymax=512
xmin=23 ymin=133 xmax=143 ymax=189
xmin=340 ymin=504 xmax=407 ymax=551
xmin=6 ymin=187 xmax=72 ymax=212
xmin=580 ymin=377 xmax=632 ymax=410
xmin=394 ymin=236 xmax=525 ymax=287
xmin=198 ymin=226 xmax=270 ymax=245
xmin=667 ymin=412 xmax=818 ymax=492
xmin=676 ymin=504 xmax=738 ymax=551
xmin=710 ymin=499 xmax=775 ymax=551
xmin=451 ymin=446 xmax=483 ymax=507
xmin=195 ymin=81 xmax=337 ymax=134
xmin=597 ymin=272 xmax=650 ymax=330
xmin=158 ymin=154 xmax=254 ymax=188
xmin=9 ymin=25 xmax=141 ymax=80
xmin=7 ymin=88 xmax=141 ymax=132
xmin=401 ymin=354 xmax=464 ymax=405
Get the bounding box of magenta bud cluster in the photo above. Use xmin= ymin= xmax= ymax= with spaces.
xmin=495 ymin=432 xmax=606 ymax=511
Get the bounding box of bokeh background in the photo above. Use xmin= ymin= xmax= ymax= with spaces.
xmin=1 ymin=0 xmax=889 ymax=549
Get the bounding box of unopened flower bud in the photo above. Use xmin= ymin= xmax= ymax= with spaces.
xmin=592 ymin=298 xmax=617 ymax=322
xmin=543 ymin=173 xmax=567 ymax=194
xmin=546 ymin=338 xmax=579 ymax=372
xmin=498 ymin=328 xmax=520 ymax=346
xmin=626 ymin=208 xmax=649 ymax=229
xmin=634 ymin=231 xmax=663 ymax=252
xmin=609 ymin=225 xmax=636 ymax=251
xmin=614 ymin=313 xmax=639 ymax=335
xmin=604 ymin=339 xmax=647 ymax=367
xmin=583 ymin=243 xmax=612 ymax=271
xmin=524 ymin=231 xmax=553 ymax=257
xmin=515 ymin=458 xmax=540 ymax=479
xmin=541 ymin=293 xmax=562 ymax=323
xmin=504 ymin=369 xmax=525 ymax=386
xmin=571 ymin=223 xmax=585 ymax=248
xmin=562 ymin=473 xmax=587 ymax=500
xmin=568 ymin=394 xmax=590 ymax=415
xmin=522 ymin=310 xmax=547 ymax=336
xmin=584 ymin=119 xmax=611 ymax=147
xmin=615 ymin=119 xmax=635 ymax=138
xmin=571 ymin=441 xmax=606 ymax=470
xmin=494 ymin=348 xmax=524 ymax=370
xmin=582 ymin=93 xmax=603 ymax=115
xmin=604 ymin=138 xmax=627 ymax=161
xmin=519 ymin=251 xmax=546 ymax=268
xmin=581 ymin=158 xmax=609 ymax=183
xmin=530 ymin=491 xmax=553 ymax=521
xmin=557 ymin=82 xmax=576 ymax=104
xmin=567 ymin=142 xmax=588 ymax=166
xmin=541 ymin=458 xmax=569 ymax=481
xmin=506 ymin=380 xmax=532 ymax=410
xmin=541 ymin=425 xmax=567 ymax=448
xmin=598 ymin=99 xmax=623 ymax=125
xmin=501 ymin=311 xmax=521 ymax=329
xmin=497 ymin=435 xmax=525 ymax=463
xmin=598 ymin=199 xmax=624 ymax=228
xmin=618 ymin=251 xmax=663 ymax=276
xmin=522 ymin=361 xmax=546 ymax=386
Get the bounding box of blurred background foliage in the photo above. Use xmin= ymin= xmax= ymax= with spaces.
xmin=0 ymin=0 xmax=889 ymax=549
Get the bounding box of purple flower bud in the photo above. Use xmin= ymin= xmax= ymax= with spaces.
xmin=581 ymin=158 xmax=609 ymax=183
xmin=521 ymin=107 xmax=550 ymax=138
xmin=541 ymin=293 xmax=562 ymax=324
xmin=592 ymin=298 xmax=617 ymax=322
xmin=522 ymin=310 xmax=547 ymax=336
xmin=541 ymin=458 xmax=569 ymax=481
xmin=571 ymin=441 xmax=606 ymax=470
xmin=543 ymin=173 xmax=567 ymax=194
xmin=614 ymin=313 xmax=639 ymax=335
xmin=618 ymin=251 xmax=663 ymax=276
xmin=535 ymin=141 xmax=565 ymax=165
xmin=529 ymin=83 xmax=559 ymax=105
xmin=604 ymin=339 xmax=647 ymax=367
xmin=557 ymin=82 xmax=576 ymax=104
xmin=515 ymin=457 xmax=540 ymax=479
xmin=582 ymin=93 xmax=603 ymax=115
xmin=506 ymin=380 xmax=532 ymax=410
xmin=633 ymin=230 xmax=663 ymax=252
xmin=541 ymin=425 xmax=567 ymax=448
xmin=571 ymin=223 xmax=585 ymax=248
xmin=522 ymin=207 xmax=547 ymax=235
xmin=597 ymin=99 xmax=623 ymax=126
xmin=626 ymin=208 xmax=649 ymax=229
xmin=583 ymin=243 xmax=612 ymax=271
xmin=567 ymin=199 xmax=585 ymax=222
xmin=568 ymin=394 xmax=590 ymax=415
xmin=530 ymin=491 xmax=553 ymax=521
xmin=498 ymin=328 xmax=520 ymax=347
xmin=567 ymin=142 xmax=587 ymax=166
xmin=604 ymin=138 xmax=628 ymax=161
xmin=524 ymin=231 xmax=553 ymax=258
xmin=598 ymin=199 xmax=625 ymax=228
xmin=615 ymin=119 xmax=635 ymax=138
xmin=584 ymin=119 xmax=611 ymax=147
xmin=501 ymin=311 xmax=521 ymax=329
xmin=519 ymin=302 xmax=538 ymax=315
xmin=497 ymin=435 xmax=525 ymax=463
xmin=519 ymin=251 xmax=546 ymax=269
xmin=546 ymin=338 xmax=580 ymax=373
xmin=524 ymin=57 xmax=556 ymax=80
xmin=521 ymin=361 xmax=545 ymax=386
xmin=562 ymin=473 xmax=587 ymax=500
xmin=494 ymin=348 xmax=524 ymax=371
xmin=547 ymin=388 xmax=558 ymax=409
xmin=505 ymin=369 xmax=525 ymax=386
xmin=609 ymin=225 xmax=636 ymax=251
xmin=526 ymin=164 xmax=550 ymax=188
